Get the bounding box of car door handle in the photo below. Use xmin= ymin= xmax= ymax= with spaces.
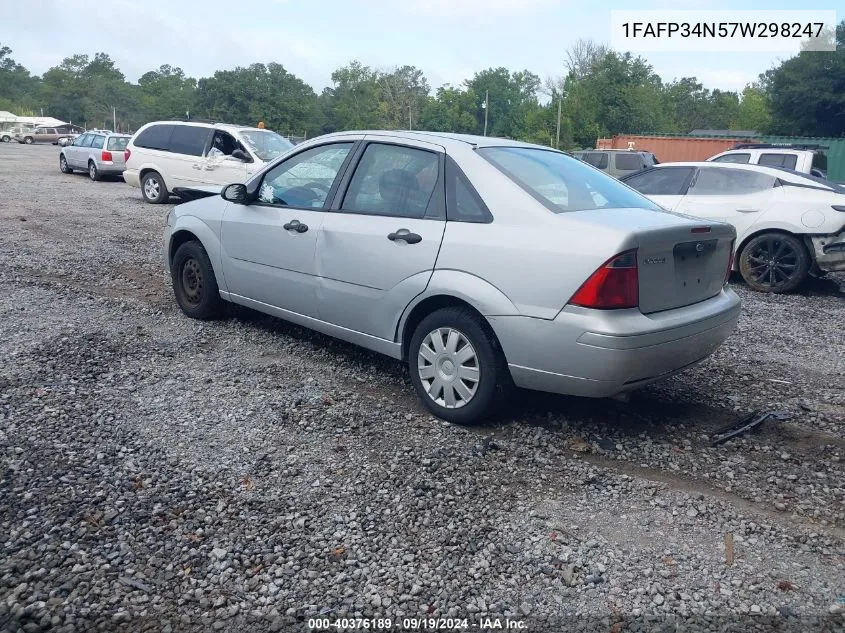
xmin=736 ymin=208 xmax=760 ymax=213
xmin=192 ymin=164 xmax=202 ymax=170
xmin=283 ymin=220 xmax=309 ymax=233
xmin=388 ymin=229 xmax=422 ymax=244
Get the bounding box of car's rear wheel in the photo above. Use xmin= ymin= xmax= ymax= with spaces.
xmin=408 ymin=307 xmax=510 ymax=424
xmin=739 ymin=232 xmax=809 ymax=293
xmin=1 ymin=135 xmax=9 ymax=143
xmin=88 ymin=161 xmax=100 ymax=181
xmin=171 ymin=241 xmax=225 ymax=320
xmin=59 ymin=155 xmax=73 ymax=174
xmin=141 ymin=171 xmax=168 ymax=204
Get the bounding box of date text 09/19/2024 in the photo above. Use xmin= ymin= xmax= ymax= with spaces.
xmin=307 ymin=617 xmax=528 ymax=630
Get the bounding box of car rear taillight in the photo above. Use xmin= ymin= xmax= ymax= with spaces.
xmin=124 ymin=148 xmax=131 ymax=162
xmin=569 ymin=249 xmax=639 ymax=309
xmin=101 ymin=150 xmax=112 ymax=162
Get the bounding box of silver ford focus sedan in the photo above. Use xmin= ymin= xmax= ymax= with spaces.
xmin=164 ymin=131 xmax=740 ymax=424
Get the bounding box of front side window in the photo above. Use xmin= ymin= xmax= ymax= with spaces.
xmin=712 ymin=153 xmax=751 ymax=164
xmin=624 ymin=167 xmax=694 ymax=196
xmin=688 ymin=167 xmax=776 ymax=196
xmin=74 ymin=134 xmax=91 ymax=147
xmin=90 ymin=135 xmax=104 ymax=149
xmin=341 ymin=143 xmax=439 ymax=219
xmin=479 ymin=147 xmax=660 ymax=213
xmin=759 ymin=153 xmax=797 ymax=170
xmin=257 ymin=142 xmax=353 ymax=208
xmin=208 ymin=131 xmax=244 ymax=157
xmin=614 ymin=153 xmax=644 ymax=171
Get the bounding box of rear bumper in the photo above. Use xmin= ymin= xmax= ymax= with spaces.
xmin=808 ymin=230 xmax=845 ymax=272
xmin=123 ymin=169 xmax=140 ymax=188
xmin=97 ymin=161 xmax=125 ymax=175
xmin=489 ymin=288 xmax=741 ymax=398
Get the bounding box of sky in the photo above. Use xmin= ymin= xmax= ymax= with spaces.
xmin=0 ymin=0 xmax=839 ymax=95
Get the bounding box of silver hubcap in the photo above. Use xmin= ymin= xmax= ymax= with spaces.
xmin=89 ymin=164 xmax=95 ymax=178
xmin=144 ymin=178 xmax=160 ymax=199
xmin=418 ymin=327 xmax=479 ymax=409
xmin=60 ymin=157 xmax=66 ymax=169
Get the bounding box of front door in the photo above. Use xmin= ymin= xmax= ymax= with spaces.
xmin=219 ymin=141 xmax=358 ymax=317
xmin=316 ymin=137 xmax=446 ymax=340
xmin=191 ymin=130 xmax=249 ymax=188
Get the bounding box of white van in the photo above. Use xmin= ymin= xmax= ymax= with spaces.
xmin=123 ymin=121 xmax=295 ymax=203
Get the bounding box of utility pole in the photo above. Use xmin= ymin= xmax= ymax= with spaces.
xmin=409 ymin=105 xmax=412 ymax=131
xmin=483 ymin=90 xmax=489 ymax=136
xmin=113 ymin=106 xmax=116 ymax=132
xmin=555 ymin=98 xmax=562 ymax=149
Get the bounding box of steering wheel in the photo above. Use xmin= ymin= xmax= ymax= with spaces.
xmin=303 ymin=181 xmax=331 ymax=194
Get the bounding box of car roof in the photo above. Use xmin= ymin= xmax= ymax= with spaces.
xmin=717 ymin=148 xmax=812 ymax=155
xmin=310 ymin=130 xmax=559 ymax=151
xmin=581 ymin=149 xmax=653 ymax=153
xmin=648 ymin=161 xmax=837 ymax=187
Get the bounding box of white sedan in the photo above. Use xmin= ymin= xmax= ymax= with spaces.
xmin=622 ymin=162 xmax=845 ymax=292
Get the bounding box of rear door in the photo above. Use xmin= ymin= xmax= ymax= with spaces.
xmin=68 ymin=134 xmax=92 ymax=168
xmin=621 ymin=166 xmax=694 ymax=211
xmin=676 ymin=166 xmax=780 ymax=240
xmin=166 ymin=125 xmax=213 ymax=188
xmin=316 ymin=137 xmax=446 ymax=339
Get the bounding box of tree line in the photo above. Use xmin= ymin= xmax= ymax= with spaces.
xmin=1 ymin=21 xmax=842 ymax=148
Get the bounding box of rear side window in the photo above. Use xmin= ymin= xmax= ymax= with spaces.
xmin=445 ymin=156 xmax=492 ymax=223
xmin=169 ymin=126 xmax=209 ymax=156
xmin=107 ymin=137 xmax=130 ymax=151
xmin=90 ymin=135 xmax=104 ymax=149
xmin=712 ymin=153 xmax=751 ymax=164
xmin=759 ymin=153 xmax=797 ymax=170
xmin=812 ymin=152 xmax=827 ymax=174
xmin=583 ymin=152 xmax=608 ymax=169
xmin=76 ymin=134 xmax=92 ymax=147
xmin=689 ymin=167 xmax=776 ymax=195
xmin=623 ymin=167 xmax=693 ymax=196
xmin=342 ymin=143 xmax=440 ymax=219
xmin=134 ymin=124 xmax=174 ymax=151
xmin=614 ymin=153 xmax=644 ymax=171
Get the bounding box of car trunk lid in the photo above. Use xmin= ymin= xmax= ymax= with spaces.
xmin=566 ymin=207 xmax=735 ymax=314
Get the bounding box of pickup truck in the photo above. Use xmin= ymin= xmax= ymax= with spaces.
xmin=708 ymin=144 xmax=827 ymax=178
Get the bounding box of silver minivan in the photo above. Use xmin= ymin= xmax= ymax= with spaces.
xmin=59 ymin=132 xmax=132 ymax=180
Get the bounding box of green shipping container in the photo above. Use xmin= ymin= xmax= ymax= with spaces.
xmin=757 ymin=135 xmax=845 ymax=183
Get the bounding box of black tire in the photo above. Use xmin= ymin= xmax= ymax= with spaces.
xmin=739 ymin=232 xmax=810 ymax=293
xmin=141 ymin=170 xmax=168 ymax=204
xmin=171 ymin=241 xmax=225 ymax=320
xmin=23 ymin=136 xmax=33 ymax=145
xmin=59 ymin=154 xmax=73 ymax=174
xmin=88 ymin=161 xmax=100 ymax=181
xmin=408 ymin=307 xmax=511 ymax=425
xmin=1 ymin=135 xmax=9 ymax=143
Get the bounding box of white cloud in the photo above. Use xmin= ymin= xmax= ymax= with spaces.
xmin=390 ymin=0 xmax=559 ymax=17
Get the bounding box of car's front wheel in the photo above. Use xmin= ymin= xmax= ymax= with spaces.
xmin=141 ymin=171 xmax=168 ymax=203
xmin=59 ymin=155 xmax=73 ymax=174
xmin=1 ymin=135 xmax=9 ymax=143
xmin=408 ymin=307 xmax=510 ymax=424
xmin=171 ymin=241 xmax=225 ymax=320
xmin=23 ymin=136 xmax=33 ymax=144
xmin=738 ymin=232 xmax=810 ymax=293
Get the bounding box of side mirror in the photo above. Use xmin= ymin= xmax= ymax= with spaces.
xmin=222 ymin=183 xmax=248 ymax=204
xmin=231 ymin=149 xmax=251 ymax=162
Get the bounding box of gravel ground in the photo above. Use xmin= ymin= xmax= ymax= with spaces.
xmin=1 ymin=143 xmax=843 ymax=633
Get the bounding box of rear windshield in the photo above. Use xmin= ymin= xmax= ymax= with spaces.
xmin=107 ymin=136 xmax=130 ymax=151
xmin=614 ymin=153 xmax=644 ymax=171
xmin=478 ymin=147 xmax=660 ymax=213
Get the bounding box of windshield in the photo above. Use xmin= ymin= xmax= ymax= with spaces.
xmin=239 ymin=130 xmax=294 ymax=162
xmin=478 ymin=146 xmax=661 ymax=213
